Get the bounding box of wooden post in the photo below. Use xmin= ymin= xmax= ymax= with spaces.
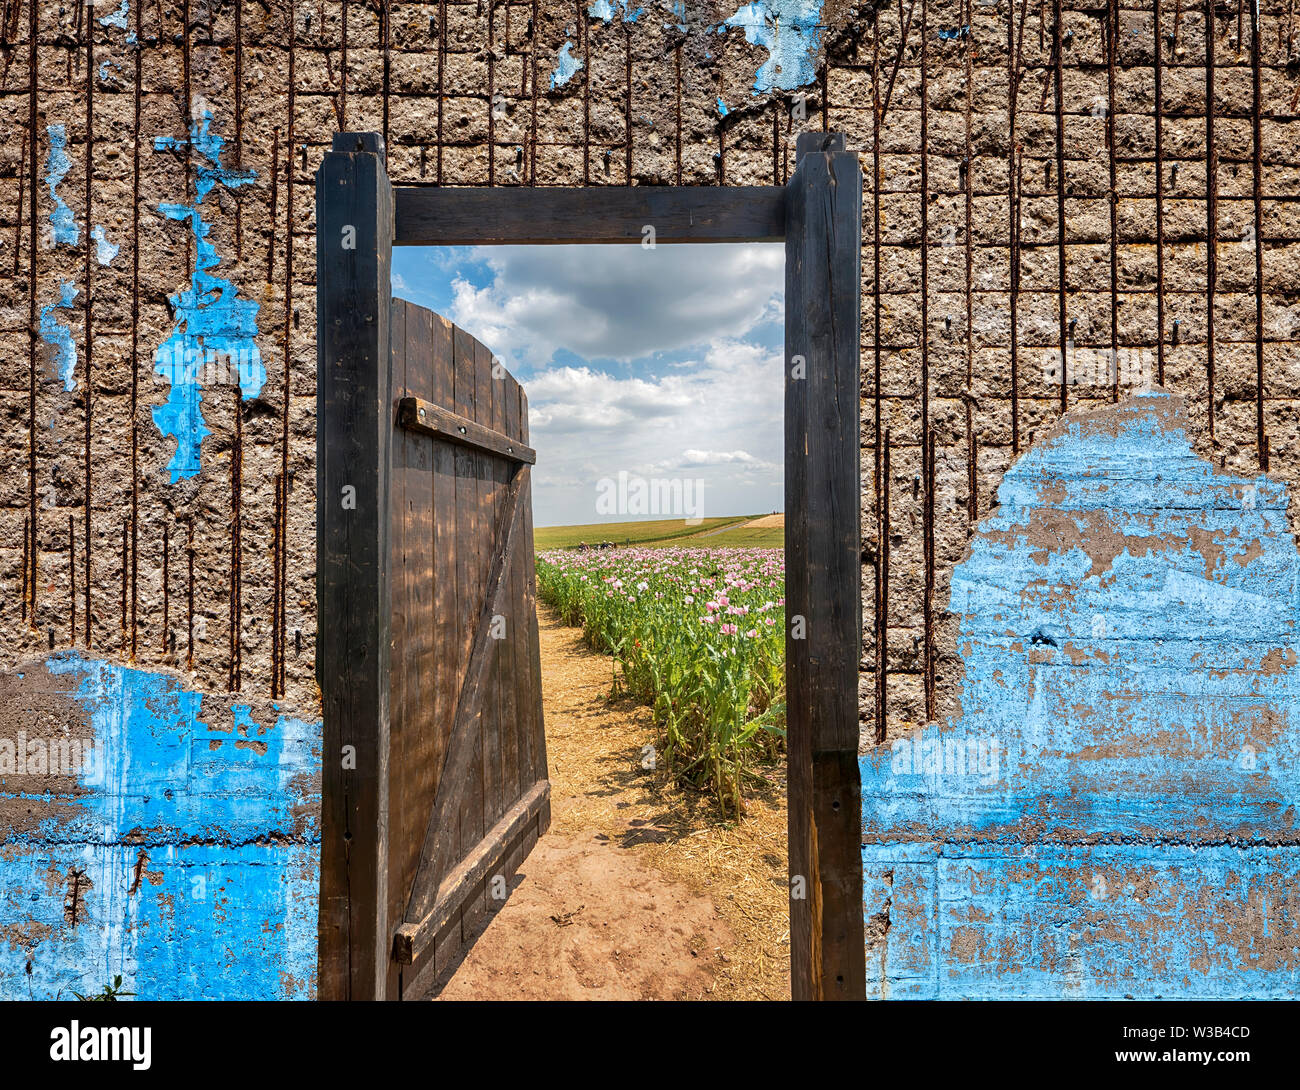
xmin=784 ymin=132 xmax=867 ymax=1001
xmin=316 ymin=132 xmax=395 ymax=1001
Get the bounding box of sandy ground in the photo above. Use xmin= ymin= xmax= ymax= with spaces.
xmin=422 ymin=605 xmax=790 ymax=1001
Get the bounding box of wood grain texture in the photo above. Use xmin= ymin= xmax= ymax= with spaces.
xmin=785 ymin=132 xmax=866 ymax=1001
xmin=315 ymin=135 xmax=394 ymax=1002
xmin=397 ymin=397 xmax=536 ymax=464
xmin=394 ymin=185 xmax=786 ymax=245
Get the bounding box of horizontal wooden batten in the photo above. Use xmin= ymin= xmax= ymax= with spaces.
xmin=393 ymin=779 xmax=551 ymax=965
xmin=393 ymin=186 xmax=787 ymax=245
xmin=398 ymin=396 xmax=537 ymax=465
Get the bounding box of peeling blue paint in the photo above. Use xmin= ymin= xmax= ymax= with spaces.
xmin=151 ymin=110 xmax=262 ymax=484
xmin=97 ymin=0 xmax=129 ymax=29
xmin=717 ymin=97 xmax=729 ymax=116
xmin=0 ymin=654 xmax=321 ymax=1000
xmin=938 ymin=25 xmax=970 ymax=40
xmin=39 ymin=282 xmax=79 ymax=392
xmin=550 ymin=41 xmax=584 ymax=89
xmin=723 ymin=0 xmax=823 ymax=94
xmin=588 ymin=0 xmax=643 ymax=22
xmin=90 ymin=225 xmax=119 ymax=267
xmin=44 ymin=125 xmax=79 ymax=248
xmin=861 ymin=392 xmax=1300 ymax=998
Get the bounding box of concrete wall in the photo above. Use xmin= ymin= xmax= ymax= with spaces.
xmin=0 ymin=0 xmax=1296 ymax=997
xmin=861 ymin=392 xmax=1300 ymax=997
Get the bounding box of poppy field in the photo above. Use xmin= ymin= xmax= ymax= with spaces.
xmin=535 ymin=546 xmax=786 ymax=816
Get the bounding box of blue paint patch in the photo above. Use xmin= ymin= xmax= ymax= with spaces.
xmin=44 ymin=125 xmax=79 ymax=248
xmin=151 ymin=110 xmax=263 ymax=483
xmin=39 ymin=282 xmax=79 ymax=392
xmin=938 ymin=25 xmax=970 ymax=40
xmin=97 ymin=0 xmax=129 ymax=28
xmin=0 ymin=654 xmax=321 ymax=1000
xmin=717 ymin=97 xmax=729 ymax=116
xmin=723 ymin=0 xmax=823 ymax=94
xmin=861 ymin=392 xmax=1300 ymax=998
xmin=550 ymin=41 xmax=584 ymax=89
xmin=90 ymin=225 xmax=119 ymax=266
xmin=587 ymin=0 xmax=643 ymax=21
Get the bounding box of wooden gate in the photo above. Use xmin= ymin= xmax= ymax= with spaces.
xmin=317 ymin=130 xmax=864 ymax=1001
xmin=316 ymin=135 xmax=548 ymax=1000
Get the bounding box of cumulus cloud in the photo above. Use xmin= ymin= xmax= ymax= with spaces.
xmin=527 ymin=336 xmax=785 ymax=525
xmin=396 ymin=243 xmax=787 ymax=526
xmin=447 ymin=243 xmax=783 ymax=365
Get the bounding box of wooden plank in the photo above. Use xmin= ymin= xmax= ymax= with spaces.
xmin=518 ymin=385 xmax=549 ymax=799
xmin=387 ymin=299 xmax=438 ymax=1001
xmin=500 ymin=379 xmax=523 ymax=805
xmin=450 ymin=324 xmax=487 ymax=937
xmin=426 ymin=310 xmax=460 ymax=997
xmin=383 ymin=298 xmax=409 ymax=1002
xmin=403 ymin=467 xmax=530 ymax=924
xmin=784 ymin=144 xmax=813 ymax=1003
xmin=315 ymin=132 xmax=394 ymax=1002
xmin=394 ymin=185 xmax=787 ymax=245
xmin=428 ymin=312 xmax=458 ymax=871
xmin=481 ymin=339 xmax=507 ymax=837
xmin=394 ymin=780 xmax=551 ymax=964
xmin=784 ymin=132 xmax=866 ymax=1001
xmin=397 ymin=396 xmax=536 ymax=464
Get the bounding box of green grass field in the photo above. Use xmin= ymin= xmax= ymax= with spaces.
xmin=686 ymin=525 xmax=784 ymax=547
xmin=533 ymin=514 xmax=783 ymax=550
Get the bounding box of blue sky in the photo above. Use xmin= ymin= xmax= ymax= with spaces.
xmin=391 ymin=244 xmax=785 ymax=527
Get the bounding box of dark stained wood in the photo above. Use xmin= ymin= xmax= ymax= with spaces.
xmin=315 ymin=134 xmax=395 ymax=1002
xmin=394 ymin=185 xmax=787 ymax=246
xmin=318 ymin=139 xmax=864 ymax=1002
xmin=384 ymin=298 xmax=410 ymax=1003
xmin=397 ymin=396 xmax=536 ymax=464
xmin=426 ymin=311 xmax=462 ymax=990
xmin=457 ymin=326 xmax=489 ymax=939
xmin=393 ymin=780 xmax=549 ymax=964
xmin=481 ymin=338 xmax=506 ymax=839
xmin=517 ymin=385 xmax=549 ymax=814
xmin=784 ymin=142 xmax=813 ymax=1003
xmin=784 ymin=132 xmax=866 ymax=1001
xmin=500 ymin=380 xmax=522 ymax=807
xmin=404 ymin=465 xmax=531 ymax=924
xmin=384 ymin=302 xmax=550 ymax=997
xmin=387 ymin=298 xmax=440 ymax=1000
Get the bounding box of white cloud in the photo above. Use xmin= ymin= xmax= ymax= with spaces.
xmin=448 ymin=243 xmax=783 ymax=365
xmin=527 ymin=337 xmax=785 ymax=525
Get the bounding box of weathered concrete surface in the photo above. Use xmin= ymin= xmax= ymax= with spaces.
xmin=2 ymin=2 xmax=1300 ymax=998
xmin=0 ymin=655 xmax=319 ymax=1000
xmin=861 ymin=392 xmax=1300 ymax=998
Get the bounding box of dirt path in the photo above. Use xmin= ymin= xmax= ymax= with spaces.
xmin=422 ymin=605 xmax=790 ymax=1001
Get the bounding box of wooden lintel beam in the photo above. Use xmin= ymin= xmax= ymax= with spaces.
xmin=393 ymin=185 xmax=787 ymax=245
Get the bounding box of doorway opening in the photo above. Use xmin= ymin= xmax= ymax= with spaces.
xmin=394 ymin=239 xmax=786 ymax=997
xmin=314 ymin=130 xmax=864 ymax=1001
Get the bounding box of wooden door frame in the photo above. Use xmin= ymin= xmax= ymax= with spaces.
xmin=316 ymin=130 xmax=865 ymax=1001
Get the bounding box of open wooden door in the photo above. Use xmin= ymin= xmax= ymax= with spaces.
xmin=385 ymin=298 xmax=549 ymax=998
xmin=315 ymin=135 xmax=549 ymax=1000
xmin=317 ymin=129 xmax=864 ymax=1002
